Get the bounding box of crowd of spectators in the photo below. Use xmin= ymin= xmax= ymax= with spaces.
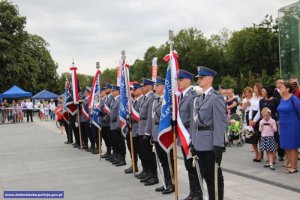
xmin=0 ymin=98 xmax=58 ymax=124
xmin=221 ymin=76 xmax=300 ymax=174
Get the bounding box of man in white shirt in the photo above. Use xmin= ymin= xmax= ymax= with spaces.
xmin=49 ymin=99 xmax=56 ymax=120
xmin=25 ymin=99 xmax=33 ymax=122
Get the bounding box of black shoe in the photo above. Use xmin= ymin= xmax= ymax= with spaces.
xmin=101 ymin=152 xmax=111 ymax=159
xmin=82 ymin=145 xmax=88 ymax=150
xmin=191 ymin=196 xmax=202 ymax=200
xmin=183 ymin=193 xmax=194 ymax=200
xmin=106 ymin=155 xmax=113 ymax=161
xmin=124 ymin=166 xmax=133 ymax=174
xmin=92 ymin=149 xmax=99 ymax=154
xmin=278 ymin=157 xmax=284 ymax=161
xmin=86 ymin=147 xmax=95 ymax=152
xmin=162 ymin=183 xmax=174 ymax=194
xmin=112 ymin=156 xmax=120 ymax=165
xmin=138 ymin=172 xmax=150 ymax=180
xmin=140 ymin=174 xmax=151 ymax=183
xmin=144 ymin=177 xmax=159 ymax=186
xmin=124 ymin=166 xmax=138 ymax=174
xmin=115 ymin=159 xmax=126 ymax=167
xmin=108 ymin=154 xmax=117 ymax=162
xmin=155 ymin=185 xmax=165 ymax=192
xmin=72 ymin=143 xmax=78 ymax=148
xmin=135 ymin=170 xmax=146 ymax=179
xmin=64 ymin=141 xmax=70 ymax=144
xmin=252 ymin=158 xmax=261 ymax=162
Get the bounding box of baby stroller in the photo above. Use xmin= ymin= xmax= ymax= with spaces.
xmin=226 ymin=113 xmax=244 ymax=147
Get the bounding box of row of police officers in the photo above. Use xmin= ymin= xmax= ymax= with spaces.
xmin=62 ymin=66 xmax=226 ymax=200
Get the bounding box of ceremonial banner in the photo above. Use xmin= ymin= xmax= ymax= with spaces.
xmin=65 ymin=80 xmax=78 ymax=116
xmin=70 ymin=66 xmax=79 ymax=104
xmin=158 ymin=51 xmax=190 ymax=155
xmin=119 ymin=63 xmax=130 ymax=137
xmin=157 ymin=53 xmax=175 ymax=152
xmin=89 ymin=70 xmax=101 ymax=129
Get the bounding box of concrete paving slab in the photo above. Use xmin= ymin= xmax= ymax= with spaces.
xmin=0 ymin=119 xmax=300 ymax=200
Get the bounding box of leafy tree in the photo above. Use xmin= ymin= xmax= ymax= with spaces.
xmin=0 ymin=0 xmax=28 ymax=92
xmin=220 ymin=75 xmax=238 ymax=89
xmin=0 ymin=1 xmax=59 ymax=94
xmin=100 ymin=68 xmax=117 ymax=86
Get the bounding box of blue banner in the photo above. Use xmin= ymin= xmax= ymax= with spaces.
xmin=91 ymin=78 xmax=101 ymax=129
xmin=119 ymin=65 xmax=129 ymax=136
xmin=158 ymin=61 xmax=173 ymax=152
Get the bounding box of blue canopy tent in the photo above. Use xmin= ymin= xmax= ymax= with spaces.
xmin=32 ymin=89 xmax=58 ymax=100
xmin=59 ymin=93 xmax=65 ymax=98
xmin=2 ymin=85 xmax=32 ymax=99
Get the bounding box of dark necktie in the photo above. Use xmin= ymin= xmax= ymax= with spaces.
xmin=133 ymin=100 xmax=137 ymax=108
xmin=202 ymin=93 xmax=206 ymax=100
xmin=181 ymin=93 xmax=184 ymax=100
xmin=111 ymin=99 xmax=115 ymax=107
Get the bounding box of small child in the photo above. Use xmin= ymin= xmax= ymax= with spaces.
xmin=44 ymin=102 xmax=49 ymax=121
xmin=259 ymin=107 xmax=277 ymax=170
xmin=228 ymin=119 xmax=240 ymax=141
xmin=54 ymin=102 xmax=64 ymax=135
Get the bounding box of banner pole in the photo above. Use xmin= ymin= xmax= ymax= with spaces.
xmin=96 ymin=61 xmax=102 ymax=160
xmin=169 ymin=30 xmax=178 ymax=200
xmin=122 ymin=50 xmax=136 ymax=175
xmin=77 ymin=110 xmax=83 ymax=150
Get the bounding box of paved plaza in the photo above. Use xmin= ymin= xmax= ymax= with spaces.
xmin=0 ymin=119 xmax=299 ymax=200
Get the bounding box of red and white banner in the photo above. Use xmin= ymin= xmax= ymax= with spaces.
xmin=88 ymin=70 xmax=101 ymax=109
xmin=70 ymin=66 xmax=79 ymax=104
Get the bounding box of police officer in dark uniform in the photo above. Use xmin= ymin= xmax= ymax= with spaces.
xmin=137 ymin=78 xmax=158 ymax=186
xmin=101 ymin=83 xmax=114 ymax=159
xmin=62 ymin=111 xmax=73 ymax=144
xmin=71 ymin=112 xmax=80 ymax=149
xmin=80 ymin=87 xmax=93 ymax=150
xmin=177 ymin=70 xmax=199 ymax=200
xmin=109 ymin=85 xmax=126 ymax=166
xmin=148 ymin=77 xmax=174 ymax=194
xmin=190 ymin=66 xmax=226 ymax=200
xmin=91 ymin=87 xmax=105 ymax=154
xmin=124 ymin=83 xmax=143 ymax=174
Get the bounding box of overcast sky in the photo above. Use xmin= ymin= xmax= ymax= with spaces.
xmin=11 ymin=0 xmax=297 ymax=75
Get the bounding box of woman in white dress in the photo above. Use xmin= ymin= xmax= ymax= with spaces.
xmin=249 ymin=83 xmax=263 ymax=162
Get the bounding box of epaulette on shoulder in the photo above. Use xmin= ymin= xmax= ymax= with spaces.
xmin=213 ymin=91 xmax=221 ymax=95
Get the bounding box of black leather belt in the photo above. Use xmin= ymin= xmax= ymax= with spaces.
xmin=196 ymin=125 xmax=213 ymax=131
xmin=155 ymin=122 xmax=159 ymax=125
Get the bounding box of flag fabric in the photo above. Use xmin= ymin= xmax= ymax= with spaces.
xmin=158 ymin=51 xmax=191 ymax=156
xmin=65 ymin=80 xmax=78 ymax=116
xmin=119 ymin=62 xmax=131 ymax=137
xmin=62 ymin=86 xmax=70 ymax=124
xmin=70 ymin=66 xmax=80 ymax=105
xmin=177 ymin=111 xmax=191 ymax=156
xmin=157 ymin=51 xmax=177 ymax=152
xmin=89 ymin=70 xmax=102 ymax=129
